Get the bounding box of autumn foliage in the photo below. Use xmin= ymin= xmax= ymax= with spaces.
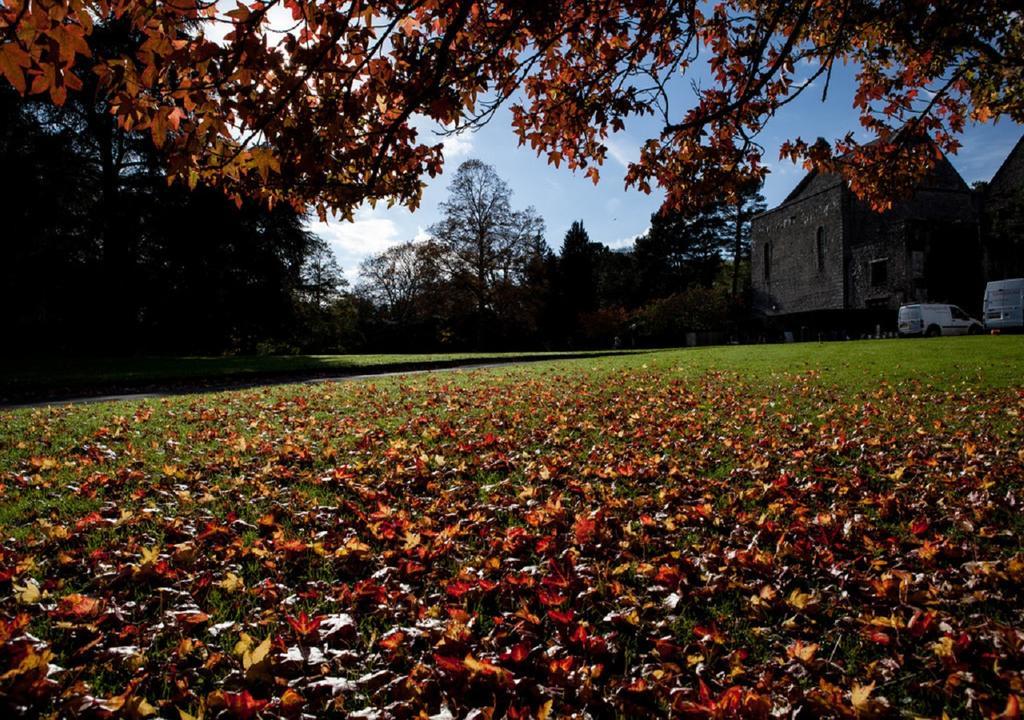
xmin=2 ymin=357 xmax=1023 ymax=717
xmin=1 ymin=0 xmax=1021 ymax=217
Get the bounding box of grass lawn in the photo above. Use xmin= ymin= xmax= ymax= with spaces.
xmin=0 ymin=336 xmax=1022 ymax=717
xmin=0 ymin=349 xmax=642 ymax=404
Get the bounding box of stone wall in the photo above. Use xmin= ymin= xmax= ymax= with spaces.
xmin=751 ymin=177 xmax=845 ymax=315
xmin=843 ymin=183 xmax=979 ymax=312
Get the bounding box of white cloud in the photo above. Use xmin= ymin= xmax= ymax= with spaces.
xmin=605 ymin=230 xmax=645 ymax=250
xmin=605 ymin=135 xmax=639 ymax=169
xmin=442 ymin=132 xmax=474 ymax=159
xmin=313 ymin=208 xmax=405 ymax=283
xmin=413 ymin=226 xmax=432 ymax=243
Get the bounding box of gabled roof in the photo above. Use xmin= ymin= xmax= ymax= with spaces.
xmin=763 ymin=140 xmax=971 ymax=217
xmin=780 ymin=169 xmax=843 ymax=205
xmin=987 ymin=134 xmax=1024 ymax=198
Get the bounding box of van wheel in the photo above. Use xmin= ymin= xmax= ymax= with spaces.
xmin=925 ymin=325 xmax=941 ymax=337
xmin=969 ymin=324 xmax=982 ymax=335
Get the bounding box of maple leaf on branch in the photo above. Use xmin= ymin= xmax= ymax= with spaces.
xmin=0 ymin=0 xmax=1021 ymax=218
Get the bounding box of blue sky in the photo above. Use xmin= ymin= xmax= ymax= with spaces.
xmin=314 ymin=61 xmax=1024 ymax=284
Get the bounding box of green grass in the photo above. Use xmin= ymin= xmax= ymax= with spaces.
xmin=479 ymin=335 xmax=1024 ymax=392
xmin=4 ymin=336 xmax=1020 ymax=405
xmin=0 ymin=349 xmax=645 ymax=403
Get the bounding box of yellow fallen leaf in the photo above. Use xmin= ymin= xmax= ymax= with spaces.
xmin=243 ymin=636 xmax=272 ymax=671
xmin=14 ymin=579 xmax=41 ymax=604
xmin=233 ymin=632 xmax=254 ymax=657
xmin=537 ymin=699 xmax=554 ymax=720
xmin=139 ymin=546 xmax=160 ymax=567
xmin=851 ymin=681 xmax=875 ymax=710
xmin=787 ymin=588 xmax=816 ymax=610
xmin=402 ymin=532 xmax=421 ymax=550
xmin=932 ymin=636 xmax=955 ymax=658
xmin=218 ymin=572 xmax=244 ymax=593
xmin=787 ymin=640 xmax=819 ymax=662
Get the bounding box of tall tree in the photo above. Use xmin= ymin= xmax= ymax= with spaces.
xmin=428 ymin=159 xmax=544 ymax=346
xmin=634 ymin=202 xmax=732 ymax=300
xmin=730 ymin=182 xmax=767 ymax=298
xmin=357 ymin=240 xmax=443 ymax=325
xmin=557 ymin=220 xmax=600 ymax=340
xmin=2 ymin=1 xmax=1021 ymax=218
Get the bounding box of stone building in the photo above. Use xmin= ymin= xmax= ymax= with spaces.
xmin=981 ymin=136 xmax=1024 ymax=280
xmin=749 ymin=144 xmax=1010 ymax=334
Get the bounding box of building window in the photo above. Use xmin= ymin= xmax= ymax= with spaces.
xmin=816 ymin=226 xmax=825 ymax=271
xmin=870 ymin=258 xmax=888 ymax=287
xmin=763 ymin=243 xmax=771 ymax=282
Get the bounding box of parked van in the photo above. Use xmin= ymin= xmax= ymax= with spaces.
xmin=983 ymin=278 xmax=1024 ymax=331
xmin=897 ymin=304 xmax=984 ymax=337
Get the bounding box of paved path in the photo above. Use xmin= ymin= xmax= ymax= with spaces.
xmin=1 ymin=359 xmax=551 ymax=410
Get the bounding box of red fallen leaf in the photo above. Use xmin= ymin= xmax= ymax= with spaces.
xmin=54 ymin=594 xmax=103 ymax=621
xmin=625 ymin=678 xmax=648 ymax=693
xmin=548 ymin=656 xmax=574 ymax=674
xmin=222 ymin=690 xmax=269 ymax=719
xmin=865 ymin=629 xmax=891 ymax=645
xmin=480 ymin=432 xmax=499 ymax=447
xmin=286 ymin=611 xmax=322 ymax=637
xmin=694 ymin=623 xmax=726 ymax=644
xmin=177 ymin=611 xmax=210 ymax=629
xmin=501 ymin=643 xmax=531 ymax=664
xmin=537 ymin=590 xmax=568 ymax=606
xmin=276 ymin=538 xmax=308 ymax=554
xmin=574 ymin=515 xmax=597 ymax=545
xmin=506 ymin=572 xmax=535 ymax=588
xmin=464 ymin=653 xmax=512 ymax=682
xmin=909 ymin=517 xmax=930 ymax=535
xmin=654 ymin=564 xmax=682 ymax=587
xmin=673 ymin=680 xmax=770 ymax=718
xmin=75 ymin=511 xmax=105 ymax=532
xmin=908 ymin=610 xmax=936 ymax=638
xmin=535 ymin=534 xmax=557 ymax=554
xmin=433 ymin=653 xmax=467 ymax=675
xmin=655 ymin=637 xmax=683 ymax=659
xmin=584 ymin=633 xmax=609 ymax=655
xmin=378 ymin=630 xmax=405 ymax=652
xmin=446 ymin=580 xmax=475 ymax=598
xmin=548 ymin=609 xmax=574 ymax=625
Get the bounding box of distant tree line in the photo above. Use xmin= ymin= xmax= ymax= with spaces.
xmin=353 ymin=160 xmax=765 ymax=351
xmin=1 ymin=24 xmax=766 ymax=356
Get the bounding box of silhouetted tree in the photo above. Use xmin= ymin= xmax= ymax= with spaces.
xmin=634 ymin=200 xmax=732 ymax=298
xmin=730 ymin=182 xmax=767 ymax=297
xmin=428 ymin=159 xmax=545 ymax=347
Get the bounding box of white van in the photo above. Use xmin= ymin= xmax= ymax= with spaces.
xmin=983 ymin=278 xmax=1024 ymax=331
xmin=898 ymin=304 xmax=984 ymax=337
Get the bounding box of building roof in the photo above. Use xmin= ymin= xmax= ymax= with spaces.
xmin=761 ymin=142 xmax=972 ymax=219
xmin=987 ymin=134 xmax=1024 ymax=199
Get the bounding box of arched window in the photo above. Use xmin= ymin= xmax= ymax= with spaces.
xmin=816 ymin=226 xmax=825 ymax=271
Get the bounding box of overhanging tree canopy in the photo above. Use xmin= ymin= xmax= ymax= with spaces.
xmin=1 ymin=0 xmax=1021 ymax=218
